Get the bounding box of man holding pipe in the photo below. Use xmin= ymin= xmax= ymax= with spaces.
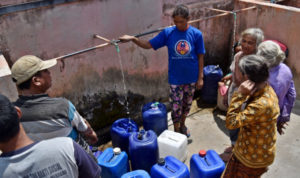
xmin=120 ymin=4 xmax=205 ymax=137
xmin=11 ymin=55 xmax=98 ymax=156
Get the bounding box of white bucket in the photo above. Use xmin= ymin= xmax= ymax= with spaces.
xmin=157 ymin=130 xmax=188 ymax=162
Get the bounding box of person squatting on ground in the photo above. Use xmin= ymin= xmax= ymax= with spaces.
xmin=11 ymin=55 xmax=98 ymax=157
xmin=224 ymin=28 xmax=265 ymax=149
xmin=222 ymin=55 xmax=279 ymax=178
xmin=257 ymin=40 xmax=296 ymax=135
xmin=0 ymin=94 xmax=101 ymax=178
xmin=119 ymin=4 xmax=205 ymax=137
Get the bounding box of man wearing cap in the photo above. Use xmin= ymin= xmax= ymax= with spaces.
xmin=0 ymin=94 xmax=101 ymax=178
xmin=11 ymin=55 xmax=98 ymax=155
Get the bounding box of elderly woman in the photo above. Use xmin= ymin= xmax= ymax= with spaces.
xmin=257 ymin=41 xmax=296 ymax=135
xmin=222 ymin=55 xmax=279 ymax=178
xmin=221 ymin=28 xmax=264 ymax=159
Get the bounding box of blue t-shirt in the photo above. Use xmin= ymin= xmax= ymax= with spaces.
xmin=149 ymin=26 xmax=205 ymax=85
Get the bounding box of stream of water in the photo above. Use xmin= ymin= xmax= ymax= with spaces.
xmin=114 ymin=44 xmax=130 ymax=116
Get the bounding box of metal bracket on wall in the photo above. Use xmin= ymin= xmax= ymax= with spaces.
xmin=0 ymin=0 xmax=79 ymax=16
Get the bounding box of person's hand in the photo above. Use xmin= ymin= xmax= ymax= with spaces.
xmin=86 ymin=130 xmax=98 ymax=144
xmin=196 ymin=78 xmax=204 ymax=90
xmin=119 ymin=35 xmax=136 ymax=42
xmin=82 ymin=119 xmax=98 ymax=144
xmin=277 ymin=121 xmax=288 ymax=135
xmin=221 ymin=74 xmax=232 ymax=83
xmin=237 ymin=80 xmax=256 ymax=96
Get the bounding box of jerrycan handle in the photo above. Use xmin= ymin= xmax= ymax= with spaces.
xmin=199 ymin=150 xmax=210 ymax=166
xmin=158 ymin=158 xmax=176 ymax=173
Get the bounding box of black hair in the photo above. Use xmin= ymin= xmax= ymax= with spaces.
xmin=233 ymin=41 xmax=240 ymax=49
xmin=12 ymin=71 xmax=42 ymax=90
xmin=239 ymin=55 xmax=269 ymax=84
xmin=172 ymin=4 xmax=189 ymax=19
xmin=0 ymin=94 xmax=20 ymax=142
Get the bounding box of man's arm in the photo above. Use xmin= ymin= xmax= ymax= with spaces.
xmin=81 ymin=119 xmax=98 ymax=144
xmin=68 ymin=101 xmax=98 ymax=144
xmin=119 ymin=35 xmax=152 ymax=49
xmin=196 ymin=54 xmax=204 ymax=89
xmin=73 ymin=141 xmax=101 ymax=178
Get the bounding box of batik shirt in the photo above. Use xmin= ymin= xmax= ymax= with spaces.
xmin=226 ymin=84 xmax=279 ymax=168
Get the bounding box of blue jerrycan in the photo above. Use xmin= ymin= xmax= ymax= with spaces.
xmin=142 ymin=102 xmax=167 ymax=136
xmin=190 ymin=150 xmax=225 ymax=178
xmin=129 ymin=129 xmax=158 ymax=173
xmin=201 ymin=65 xmax=223 ymax=104
xmin=97 ymin=147 xmax=128 ymax=178
xmin=121 ymin=170 xmax=151 ymax=178
xmin=150 ymin=156 xmax=190 ymax=178
xmin=110 ymin=118 xmax=139 ymax=153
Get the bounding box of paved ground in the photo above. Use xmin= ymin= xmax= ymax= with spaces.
xmin=170 ymin=99 xmax=300 ymax=178
xmin=97 ymin=99 xmax=300 ymax=177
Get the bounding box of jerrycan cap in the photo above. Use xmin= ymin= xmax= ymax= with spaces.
xmin=158 ymin=158 xmax=165 ymax=166
xmin=137 ymin=129 xmax=145 ymax=140
xmin=151 ymin=102 xmax=160 ymax=109
xmin=113 ymin=147 xmax=121 ymax=155
xmin=199 ymin=150 xmax=206 ymax=157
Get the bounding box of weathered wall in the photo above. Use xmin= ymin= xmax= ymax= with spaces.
xmin=235 ymin=0 xmax=300 ymax=99
xmin=0 ymin=0 xmax=234 ymax=143
xmin=278 ymin=0 xmax=300 ymax=8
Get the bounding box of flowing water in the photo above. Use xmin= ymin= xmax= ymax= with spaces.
xmin=114 ymin=44 xmax=130 ymax=116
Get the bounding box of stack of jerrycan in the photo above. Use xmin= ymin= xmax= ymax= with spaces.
xmin=150 ymin=156 xmax=190 ymax=178
xmin=190 ymin=150 xmax=225 ymax=178
xmin=157 ymin=130 xmax=188 ymax=162
xmin=121 ymin=170 xmax=151 ymax=178
xmin=97 ymin=147 xmax=128 ymax=178
xmin=201 ymin=65 xmax=223 ymax=104
xmin=142 ymin=102 xmax=167 ymax=136
xmin=129 ymin=129 xmax=158 ymax=173
xmin=110 ymin=118 xmax=139 ymax=153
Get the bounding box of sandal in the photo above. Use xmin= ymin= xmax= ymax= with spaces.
xmin=180 ymin=125 xmax=191 ymax=138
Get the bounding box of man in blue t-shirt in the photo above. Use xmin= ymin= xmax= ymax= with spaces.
xmin=120 ymin=5 xmax=205 ymax=136
xmin=0 ymin=94 xmax=101 ymax=178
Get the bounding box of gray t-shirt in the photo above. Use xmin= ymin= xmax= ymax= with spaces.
xmin=0 ymin=137 xmax=101 ymax=178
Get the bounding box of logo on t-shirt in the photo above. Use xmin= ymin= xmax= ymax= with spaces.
xmin=175 ymin=40 xmax=191 ymax=56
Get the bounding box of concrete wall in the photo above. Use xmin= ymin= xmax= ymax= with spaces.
xmin=0 ymin=0 xmax=234 ymax=141
xmin=235 ymin=0 xmax=300 ymax=99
